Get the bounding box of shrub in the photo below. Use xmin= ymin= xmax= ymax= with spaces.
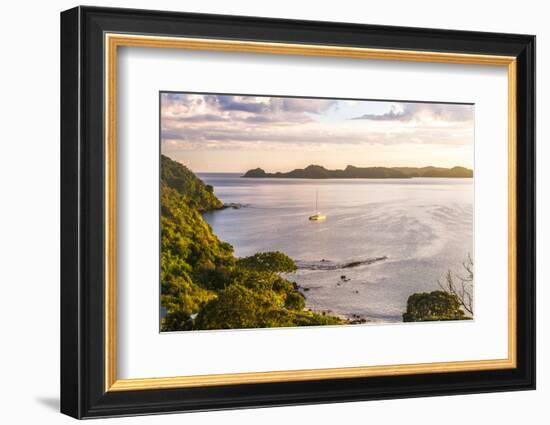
xmin=402 ymin=290 xmax=468 ymax=322
xmin=195 ymin=285 xmax=285 ymax=330
xmin=285 ymin=291 xmax=306 ymax=310
xmin=237 ymin=251 xmax=297 ymax=273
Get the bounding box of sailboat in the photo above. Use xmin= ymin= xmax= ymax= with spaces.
xmin=308 ymin=190 xmax=326 ymax=221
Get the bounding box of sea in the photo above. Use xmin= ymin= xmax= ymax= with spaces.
xmin=199 ymin=173 xmax=473 ymax=323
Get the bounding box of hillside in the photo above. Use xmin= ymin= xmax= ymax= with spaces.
xmin=161 ymin=155 xmax=223 ymax=211
xmin=243 ymin=164 xmax=473 ymax=179
xmin=160 ymin=155 xmax=345 ymax=331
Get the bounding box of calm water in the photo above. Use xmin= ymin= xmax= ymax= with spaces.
xmin=200 ymin=174 xmax=473 ymax=323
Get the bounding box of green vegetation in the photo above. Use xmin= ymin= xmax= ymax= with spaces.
xmin=236 ymin=251 xmax=297 ymax=273
xmin=402 ymin=291 xmax=468 ymax=322
xmin=402 ymin=256 xmax=474 ymax=322
xmin=243 ymin=164 xmax=473 ymax=179
xmin=161 ymin=154 xmax=223 ymax=211
xmin=160 ymin=155 xmax=345 ymax=331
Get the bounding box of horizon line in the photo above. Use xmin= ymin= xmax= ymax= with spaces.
xmin=190 ymin=164 xmax=473 ymax=174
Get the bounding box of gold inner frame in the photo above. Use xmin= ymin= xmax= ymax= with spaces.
xmin=104 ymin=33 xmax=517 ymax=392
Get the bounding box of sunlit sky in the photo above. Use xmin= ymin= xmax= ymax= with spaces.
xmin=161 ymin=92 xmax=474 ymax=173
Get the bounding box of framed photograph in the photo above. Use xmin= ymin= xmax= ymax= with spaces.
xmin=60 ymin=6 xmax=535 ymax=419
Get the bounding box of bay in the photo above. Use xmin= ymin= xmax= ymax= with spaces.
xmin=200 ymin=174 xmax=473 ymax=323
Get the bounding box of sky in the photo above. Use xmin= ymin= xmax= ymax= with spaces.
xmin=160 ymin=92 xmax=474 ymax=173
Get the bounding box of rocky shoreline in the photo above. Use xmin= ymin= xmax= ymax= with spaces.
xmin=295 ymin=256 xmax=388 ymax=271
xmin=288 ymin=256 xmax=389 ymax=325
xmin=221 ymin=202 xmax=249 ymax=210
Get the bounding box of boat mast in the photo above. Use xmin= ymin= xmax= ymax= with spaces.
xmin=315 ymin=190 xmax=318 ymax=212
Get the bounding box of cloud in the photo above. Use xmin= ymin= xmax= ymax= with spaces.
xmin=160 ymin=94 xmax=474 ymax=156
xmin=269 ymin=98 xmax=336 ymax=114
xmin=173 ymin=113 xmax=227 ymax=123
xmin=162 ymin=92 xmax=187 ymax=103
xmin=161 ymin=121 xmax=473 ymax=150
xmin=209 ymin=95 xmax=337 ymax=114
xmin=161 ymin=94 xmax=332 ymax=129
xmin=161 ymin=93 xmax=336 ymax=122
xmin=215 ymin=96 xmax=268 ymax=113
xmin=352 ymin=103 xmax=473 ymax=122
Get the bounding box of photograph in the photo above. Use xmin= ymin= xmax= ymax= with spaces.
xmin=57 ymin=4 xmax=536 ymax=419
xmin=160 ymin=92 xmax=475 ymax=331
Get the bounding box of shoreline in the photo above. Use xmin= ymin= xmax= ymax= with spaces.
xmin=295 ymin=256 xmax=388 ymax=271
xmin=199 ymin=173 xmax=472 ymax=327
xmin=282 ymin=255 xmax=390 ymax=325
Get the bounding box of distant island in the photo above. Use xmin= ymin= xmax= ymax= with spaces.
xmin=243 ymin=164 xmax=473 ymax=179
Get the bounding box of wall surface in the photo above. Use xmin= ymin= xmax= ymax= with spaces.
xmin=0 ymin=0 xmax=545 ymax=423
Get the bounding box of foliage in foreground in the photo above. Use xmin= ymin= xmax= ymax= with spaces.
xmin=403 ymin=255 xmax=474 ymax=323
xmin=437 ymin=254 xmax=474 ymax=315
xmin=161 ymin=154 xmax=222 ymax=211
xmin=160 ymin=155 xmax=344 ymax=331
xmin=402 ymin=290 xmax=469 ymax=322
xmin=236 ymin=251 xmax=297 ymax=273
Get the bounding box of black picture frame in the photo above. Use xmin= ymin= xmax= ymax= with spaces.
xmin=61 ymin=5 xmax=535 ymax=419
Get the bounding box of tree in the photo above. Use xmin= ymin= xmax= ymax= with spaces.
xmin=160 ymin=154 xmax=223 ymax=211
xmin=194 ymin=285 xmax=294 ymax=330
xmin=237 ymin=251 xmax=297 ymax=273
xmin=161 ymin=309 xmax=194 ymax=332
xmin=284 ymin=291 xmax=305 ymax=310
xmin=438 ymin=254 xmax=474 ymax=315
xmin=402 ymin=291 xmax=467 ymax=322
